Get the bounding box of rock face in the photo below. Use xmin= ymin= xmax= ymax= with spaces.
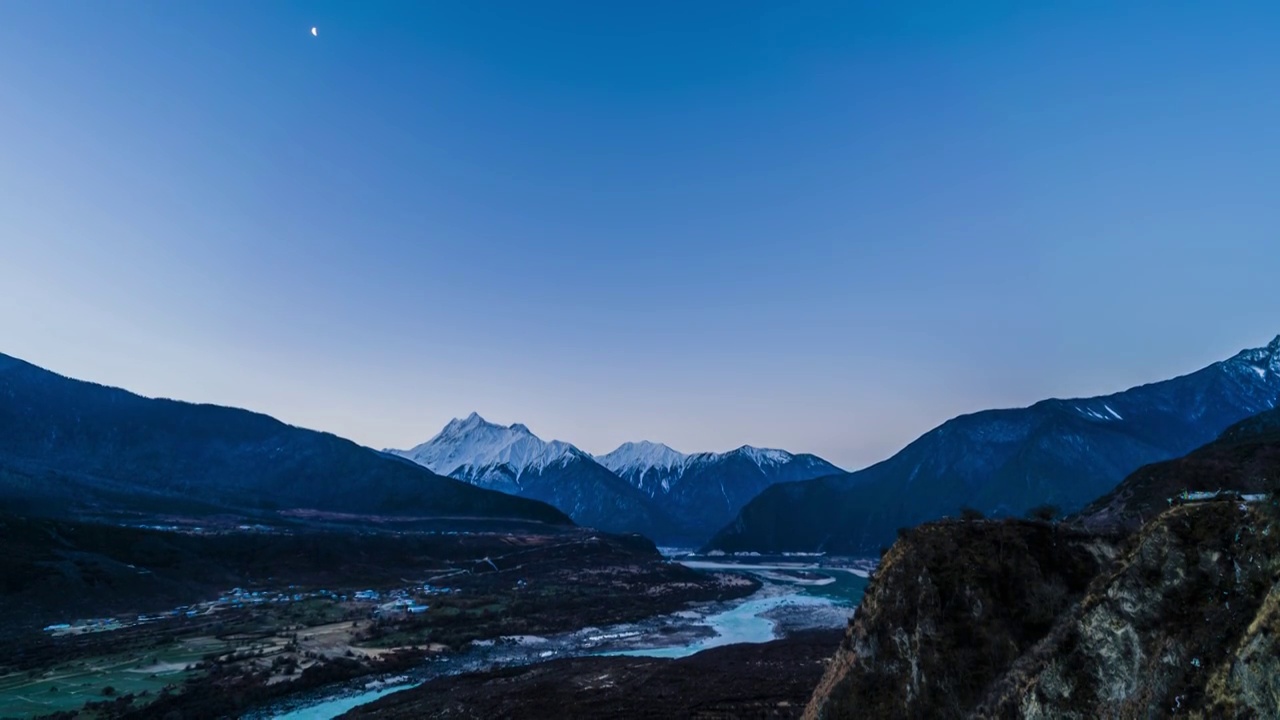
xmin=710 ymin=336 xmax=1280 ymax=555
xmin=803 ymin=519 xmax=1115 ymax=720
xmin=977 ymin=503 xmax=1280 ymax=719
xmin=804 ymin=408 xmax=1280 ymax=720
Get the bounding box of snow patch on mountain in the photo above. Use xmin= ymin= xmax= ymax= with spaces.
xmin=1229 ymin=335 xmax=1280 ymax=377
xmin=1075 ymin=403 xmax=1123 ymax=422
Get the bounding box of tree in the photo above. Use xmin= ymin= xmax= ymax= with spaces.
xmin=960 ymin=507 xmax=985 ymax=522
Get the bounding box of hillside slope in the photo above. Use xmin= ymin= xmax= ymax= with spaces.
xmin=710 ymin=336 xmax=1280 ymax=555
xmin=0 ymin=353 xmax=570 ymax=527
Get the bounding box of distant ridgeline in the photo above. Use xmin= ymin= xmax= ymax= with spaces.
xmin=0 ymin=352 xmax=570 ymax=529
xmin=708 ymin=336 xmax=1280 ymax=555
xmin=386 ymin=413 xmax=844 ymax=544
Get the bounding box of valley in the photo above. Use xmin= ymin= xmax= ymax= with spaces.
xmin=1 ymin=525 xmax=780 ymax=719
xmin=1 ymin=517 xmax=872 ymax=720
xmin=4 ymin=341 xmax=1279 ymax=718
xmin=265 ymin=555 xmax=869 ymax=719
xmin=0 ymin=352 xmax=872 ymax=719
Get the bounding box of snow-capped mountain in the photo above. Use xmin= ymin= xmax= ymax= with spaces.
xmin=596 ymin=442 xmax=844 ymax=540
xmin=387 ymin=414 xmax=674 ymax=538
xmin=391 ymin=412 xmax=588 ymax=494
xmin=708 ymin=335 xmax=1280 ymax=555
xmin=595 ymin=441 xmax=689 ymax=494
xmin=388 ymin=416 xmax=844 ymax=544
xmin=598 ymin=442 xmax=834 ymax=493
xmin=1232 ymin=337 xmax=1280 ymax=379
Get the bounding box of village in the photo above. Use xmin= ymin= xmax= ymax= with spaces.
xmin=43 ymin=583 xmax=458 ymax=638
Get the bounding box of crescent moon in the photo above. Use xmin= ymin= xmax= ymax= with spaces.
xmin=311 ymin=27 xmax=317 ymax=36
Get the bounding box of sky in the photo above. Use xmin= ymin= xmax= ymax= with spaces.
xmin=1 ymin=1 xmax=1278 ymax=470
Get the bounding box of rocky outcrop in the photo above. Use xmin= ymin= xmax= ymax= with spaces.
xmin=1202 ymin=580 xmax=1280 ymax=716
xmin=805 ymin=408 xmax=1280 ymax=720
xmin=977 ymin=502 xmax=1279 ymax=718
xmin=803 ymin=519 xmax=1115 ymax=720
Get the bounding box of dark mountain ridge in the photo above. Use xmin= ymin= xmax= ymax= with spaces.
xmin=709 ymin=336 xmax=1280 ymax=555
xmin=469 ymin=457 xmax=680 ymax=540
xmin=600 ymin=442 xmax=844 ymax=544
xmin=1078 ymin=405 xmax=1280 ymax=533
xmin=0 ymin=352 xmax=570 ymax=527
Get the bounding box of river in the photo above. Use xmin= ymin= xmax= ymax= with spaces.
xmin=265 ymin=556 xmax=870 ymax=719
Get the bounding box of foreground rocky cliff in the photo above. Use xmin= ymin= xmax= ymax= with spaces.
xmin=805 ymin=407 xmax=1280 ymax=720
xmin=978 ymin=502 xmax=1279 ymax=718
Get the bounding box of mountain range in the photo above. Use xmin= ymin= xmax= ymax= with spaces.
xmin=0 ymin=352 xmax=569 ymax=529
xmin=386 ymin=413 xmax=676 ymax=539
xmin=387 ymin=414 xmax=843 ymax=544
xmin=8 ymin=333 xmax=1278 ymax=556
xmin=707 ymin=335 xmax=1280 ymax=555
xmin=596 ymin=440 xmax=842 ymax=538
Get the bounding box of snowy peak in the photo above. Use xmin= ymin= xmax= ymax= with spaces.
xmin=386 ymin=414 xmax=675 ymax=538
xmin=1228 ymin=335 xmax=1280 ymax=378
xmin=596 ymin=442 xmax=796 ymax=478
xmin=596 ymin=441 xmax=687 ymax=476
xmin=724 ymin=445 xmax=793 ymax=466
xmin=594 ymin=438 xmax=843 ymax=539
xmin=437 ymin=411 xmax=530 ymax=440
xmin=682 ymin=445 xmax=796 ymax=470
xmin=389 ymin=416 xmax=842 ymax=542
xmin=388 ymin=413 xmax=586 ymax=480
xmin=393 ymin=415 xmax=817 ymax=488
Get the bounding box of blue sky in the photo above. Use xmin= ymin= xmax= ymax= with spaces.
xmin=1 ymin=1 xmax=1277 ymax=469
